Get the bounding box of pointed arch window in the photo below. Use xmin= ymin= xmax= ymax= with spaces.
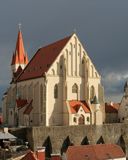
xmin=54 ymin=84 xmax=58 ymax=99
xmin=40 ymin=85 xmax=43 ymax=111
xmin=90 ymin=85 xmax=95 ymax=101
xmin=72 ymin=83 xmax=78 ymax=93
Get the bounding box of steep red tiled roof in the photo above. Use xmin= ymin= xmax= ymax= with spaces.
xmin=17 ymin=35 xmax=71 ymax=82
xmin=21 ymin=151 xmax=37 ymax=160
xmin=69 ymin=100 xmax=90 ymax=114
xmin=16 ymin=98 xmax=28 ymax=108
xmin=66 ymin=144 xmax=125 ymax=160
xmin=23 ymin=100 xmax=33 ymax=114
xmin=105 ymin=102 xmax=120 ymax=113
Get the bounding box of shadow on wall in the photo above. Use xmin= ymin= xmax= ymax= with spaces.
xmin=43 ymin=136 xmax=52 ymax=158
xmin=117 ymin=135 xmax=126 ymax=154
xmin=81 ymin=136 xmax=89 ymax=145
xmin=96 ymin=136 xmax=105 ymax=144
xmin=42 ymin=135 xmax=126 ymax=158
xmin=61 ymin=136 xmax=73 ymax=155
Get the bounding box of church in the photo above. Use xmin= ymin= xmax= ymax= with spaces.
xmin=2 ymin=28 xmax=105 ymax=127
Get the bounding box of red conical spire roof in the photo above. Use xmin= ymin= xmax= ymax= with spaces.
xmin=11 ymin=27 xmax=28 ymax=65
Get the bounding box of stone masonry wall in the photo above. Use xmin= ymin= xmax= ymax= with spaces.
xmin=11 ymin=124 xmax=128 ymax=158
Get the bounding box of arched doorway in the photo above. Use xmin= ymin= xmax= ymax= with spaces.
xmin=78 ymin=115 xmax=85 ymax=125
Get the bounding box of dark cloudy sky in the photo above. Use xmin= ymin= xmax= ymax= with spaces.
xmin=0 ymin=0 xmax=128 ymax=103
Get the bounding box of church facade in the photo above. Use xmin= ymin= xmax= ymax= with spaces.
xmin=2 ymin=29 xmax=105 ymax=127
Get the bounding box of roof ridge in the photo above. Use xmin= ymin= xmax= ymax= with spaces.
xmin=16 ymin=34 xmax=72 ymax=82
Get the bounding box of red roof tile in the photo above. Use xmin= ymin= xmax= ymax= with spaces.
xmin=16 ymin=98 xmax=28 ymax=109
xmin=21 ymin=150 xmax=37 ymax=160
xmin=69 ymin=100 xmax=90 ymax=114
xmin=105 ymin=102 xmax=120 ymax=113
xmin=51 ymin=155 xmax=62 ymax=160
xmin=66 ymin=144 xmax=125 ymax=160
xmin=23 ymin=100 xmax=33 ymax=115
xmin=17 ymin=35 xmax=71 ymax=82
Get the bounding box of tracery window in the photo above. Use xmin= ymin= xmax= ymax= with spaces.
xmin=40 ymin=85 xmax=43 ymax=111
xmin=90 ymin=85 xmax=95 ymax=101
xmin=72 ymin=83 xmax=78 ymax=93
xmin=54 ymin=84 xmax=58 ymax=99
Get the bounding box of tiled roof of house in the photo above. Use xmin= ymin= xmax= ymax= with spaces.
xmin=105 ymin=102 xmax=120 ymax=113
xmin=17 ymin=35 xmax=71 ymax=82
xmin=69 ymin=100 xmax=90 ymax=114
xmin=21 ymin=150 xmax=37 ymax=160
xmin=66 ymin=144 xmax=125 ymax=160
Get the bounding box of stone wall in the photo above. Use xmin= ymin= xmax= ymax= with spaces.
xmin=11 ymin=124 xmax=128 ymax=158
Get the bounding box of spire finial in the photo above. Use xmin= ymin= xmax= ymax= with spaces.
xmin=73 ymin=28 xmax=77 ymax=33
xmin=18 ymin=23 xmax=22 ymax=31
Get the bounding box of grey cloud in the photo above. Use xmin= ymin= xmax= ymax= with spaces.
xmin=0 ymin=0 xmax=128 ymax=102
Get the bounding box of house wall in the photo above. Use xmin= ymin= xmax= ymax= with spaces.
xmin=106 ymin=113 xmax=118 ymax=123
xmin=118 ymin=96 xmax=128 ymax=123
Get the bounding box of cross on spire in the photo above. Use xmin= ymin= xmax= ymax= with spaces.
xmin=18 ymin=23 xmax=22 ymax=30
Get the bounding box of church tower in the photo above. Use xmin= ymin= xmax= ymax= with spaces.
xmin=11 ymin=26 xmax=28 ymax=75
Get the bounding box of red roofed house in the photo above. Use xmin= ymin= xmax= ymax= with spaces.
xmin=65 ymin=144 xmax=126 ymax=160
xmin=105 ymin=102 xmax=120 ymax=123
xmin=2 ymin=27 xmax=105 ymax=126
xmin=21 ymin=147 xmax=45 ymax=160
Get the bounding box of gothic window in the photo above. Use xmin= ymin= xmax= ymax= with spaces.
xmin=87 ymin=117 xmax=90 ymax=122
xmin=72 ymin=83 xmax=78 ymax=93
xmin=70 ymin=43 xmax=73 ymax=54
xmin=40 ymin=85 xmax=43 ymax=112
xmin=79 ymin=44 xmax=81 ymax=55
xmin=90 ymin=85 xmax=95 ymax=101
xmin=91 ymin=65 xmax=94 ymax=77
xmin=54 ymin=84 xmax=58 ymax=99
xmin=73 ymin=117 xmax=77 ymax=123
xmin=10 ymin=111 xmax=12 ymax=116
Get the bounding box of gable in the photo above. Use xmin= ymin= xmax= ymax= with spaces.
xmin=47 ymin=33 xmax=100 ymax=78
xmin=69 ymin=100 xmax=90 ymax=114
xmin=16 ymin=35 xmax=71 ymax=82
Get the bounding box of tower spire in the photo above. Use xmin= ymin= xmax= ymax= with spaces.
xmin=11 ymin=25 xmax=29 ymax=74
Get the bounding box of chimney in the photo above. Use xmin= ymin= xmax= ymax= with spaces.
xmin=51 ymin=154 xmax=62 ymax=160
xmin=36 ymin=147 xmax=45 ymax=160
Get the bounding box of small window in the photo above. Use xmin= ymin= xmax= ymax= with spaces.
xmin=72 ymin=83 xmax=78 ymax=93
xmin=87 ymin=117 xmax=90 ymax=122
xmin=90 ymin=85 xmax=95 ymax=101
xmin=60 ymin=65 xmax=62 ymax=69
xmin=73 ymin=117 xmax=77 ymax=123
xmin=54 ymin=84 xmax=58 ymax=99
